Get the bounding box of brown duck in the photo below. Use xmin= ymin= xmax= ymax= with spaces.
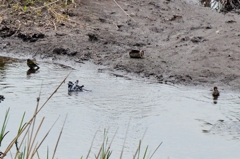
xmin=27 ymin=59 xmax=40 ymax=69
xmin=212 ymin=86 xmax=220 ymax=97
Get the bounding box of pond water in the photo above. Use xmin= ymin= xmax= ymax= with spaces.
xmin=0 ymin=56 xmax=240 ymax=159
xmin=198 ymin=0 xmax=221 ymax=9
xmin=187 ymin=0 xmax=221 ymax=9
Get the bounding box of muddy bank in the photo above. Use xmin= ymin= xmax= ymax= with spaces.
xmin=0 ymin=0 xmax=240 ymax=91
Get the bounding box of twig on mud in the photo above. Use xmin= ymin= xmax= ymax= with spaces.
xmin=47 ymin=6 xmax=76 ymax=29
xmin=59 ymin=16 xmax=100 ymax=31
xmin=39 ymin=2 xmax=95 ymax=30
xmin=65 ymin=18 xmax=88 ymax=28
xmin=11 ymin=21 xmax=21 ymax=37
xmin=33 ymin=0 xmax=59 ymax=11
xmin=52 ymin=20 xmax=57 ymax=31
xmin=0 ymin=8 xmax=10 ymax=14
xmin=112 ymin=0 xmax=136 ymax=22
xmin=112 ymin=21 xmax=120 ymax=29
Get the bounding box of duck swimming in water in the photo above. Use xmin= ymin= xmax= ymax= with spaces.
xmin=0 ymin=95 xmax=5 ymax=103
xmin=68 ymin=80 xmax=84 ymax=92
xmin=212 ymin=86 xmax=220 ymax=97
xmin=27 ymin=59 xmax=40 ymax=69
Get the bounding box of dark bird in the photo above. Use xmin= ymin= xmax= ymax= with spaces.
xmin=0 ymin=95 xmax=5 ymax=103
xmin=68 ymin=80 xmax=84 ymax=92
xmin=27 ymin=59 xmax=40 ymax=69
xmin=212 ymin=86 xmax=220 ymax=97
xmin=0 ymin=95 xmax=5 ymax=99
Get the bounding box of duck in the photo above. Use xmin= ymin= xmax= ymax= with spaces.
xmin=212 ymin=86 xmax=220 ymax=97
xmin=0 ymin=95 xmax=5 ymax=102
xmin=27 ymin=59 xmax=40 ymax=69
xmin=68 ymin=80 xmax=84 ymax=92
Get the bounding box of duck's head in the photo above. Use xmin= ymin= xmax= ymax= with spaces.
xmin=213 ymin=86 xmax=218 ymax=91
xmin=27 ymin=59 xmax=31 ymax=62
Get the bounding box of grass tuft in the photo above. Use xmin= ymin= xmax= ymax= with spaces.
xmin=0 ymin=108 xmax=10 ymax=147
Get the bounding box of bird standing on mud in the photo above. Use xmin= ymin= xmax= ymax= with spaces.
xmin=27 ymin=59 xmax=40 ymax=69
xmin=212 ymin=86 xmax=220 ymax=97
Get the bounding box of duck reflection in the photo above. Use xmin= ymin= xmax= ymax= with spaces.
xmin=27 ymin=68 xmax=39 ymax=75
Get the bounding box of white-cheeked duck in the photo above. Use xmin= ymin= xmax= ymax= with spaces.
xmin=68 ymin=80 xmax=84 ymax=92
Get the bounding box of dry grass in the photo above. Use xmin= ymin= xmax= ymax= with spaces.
xmin=0 ymin=0 xmax=80 ymax=30
xmin=212 ymin=0 xmax=240 ymax=11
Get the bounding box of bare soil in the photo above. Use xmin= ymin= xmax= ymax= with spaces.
xmin=1 ymin=0 xmax=240 ymax=91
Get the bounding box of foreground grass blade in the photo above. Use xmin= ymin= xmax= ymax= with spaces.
xmin=1 ymin=72 xmax=71 ymax=158
xmin=104 ymin=128 xmax=118 ymax=159
xmin=95 ymin=128 xmax=115 ymax=159
xmin=27 ymin=84 xmax=42 ymax=159
xmin=52 ymin=114 xmax=68 ymax=159
xmin=31 ymin=115 xmax=60 ymax=159
xmin=17 ymin=146 xmax=26 ymax=159
xmin=148 ymin=142 xmax=162 ymax=159
xmin=119 ymin=119 xmax=131 ymax=159
xmin=85 ymin=130 xmax=100 ymax=159
xmin=15 ymin=112 xmax=26 ymax=151
xmin=134 ymin=142 xmax=142 ymax=159
xmin=28 ymin=117 xmax=45 ymax=158
xmin=133 ymin=128 xmax=148 ymax=159
xmin=142 ymin=146 xmax=148 ymax=159
xmin=0 ymin=108 xmax=10 ymax=146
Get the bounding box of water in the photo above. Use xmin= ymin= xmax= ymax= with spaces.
xmin=198 ymin=0 xmax=221 ymax=9
xmin=185 ymin=0 xmax=221 ymax=9
xmin=0 ymin=56 xmax=240 ymax=159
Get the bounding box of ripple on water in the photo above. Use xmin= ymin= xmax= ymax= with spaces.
xmin=0 ymin=58 xmax=240 ymax=159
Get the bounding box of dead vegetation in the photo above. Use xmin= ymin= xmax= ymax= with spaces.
xmin=201 ymin=0 xmax=240 ymax=11
xmin=0 ymin=0 xmax=81 ymax=30
xmin=219 ymin=0 xmax=240 ymax=10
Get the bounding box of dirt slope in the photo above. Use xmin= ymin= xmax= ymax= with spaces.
xmin=0 ymin=0 xmax=240 ymax=90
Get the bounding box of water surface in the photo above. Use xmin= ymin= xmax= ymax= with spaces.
xmin=0 ymin=57 xmax=239 ymax=159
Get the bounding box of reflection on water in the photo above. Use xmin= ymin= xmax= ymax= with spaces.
xmin=0 ymin=56 xmax=240 ymax=159
xmin=199 ymin=0 xmax=221 ymax=9
xmin=0 ymin=57 xmax=17 ymax=81
xmin=26 ymin=68 xmax=40 ymax=75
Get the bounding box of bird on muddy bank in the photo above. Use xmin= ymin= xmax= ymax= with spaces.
xmin=212 ymin=86 xmax=220 ymax=97
xmin=27 ymin=59 xmax=40 ymax=70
